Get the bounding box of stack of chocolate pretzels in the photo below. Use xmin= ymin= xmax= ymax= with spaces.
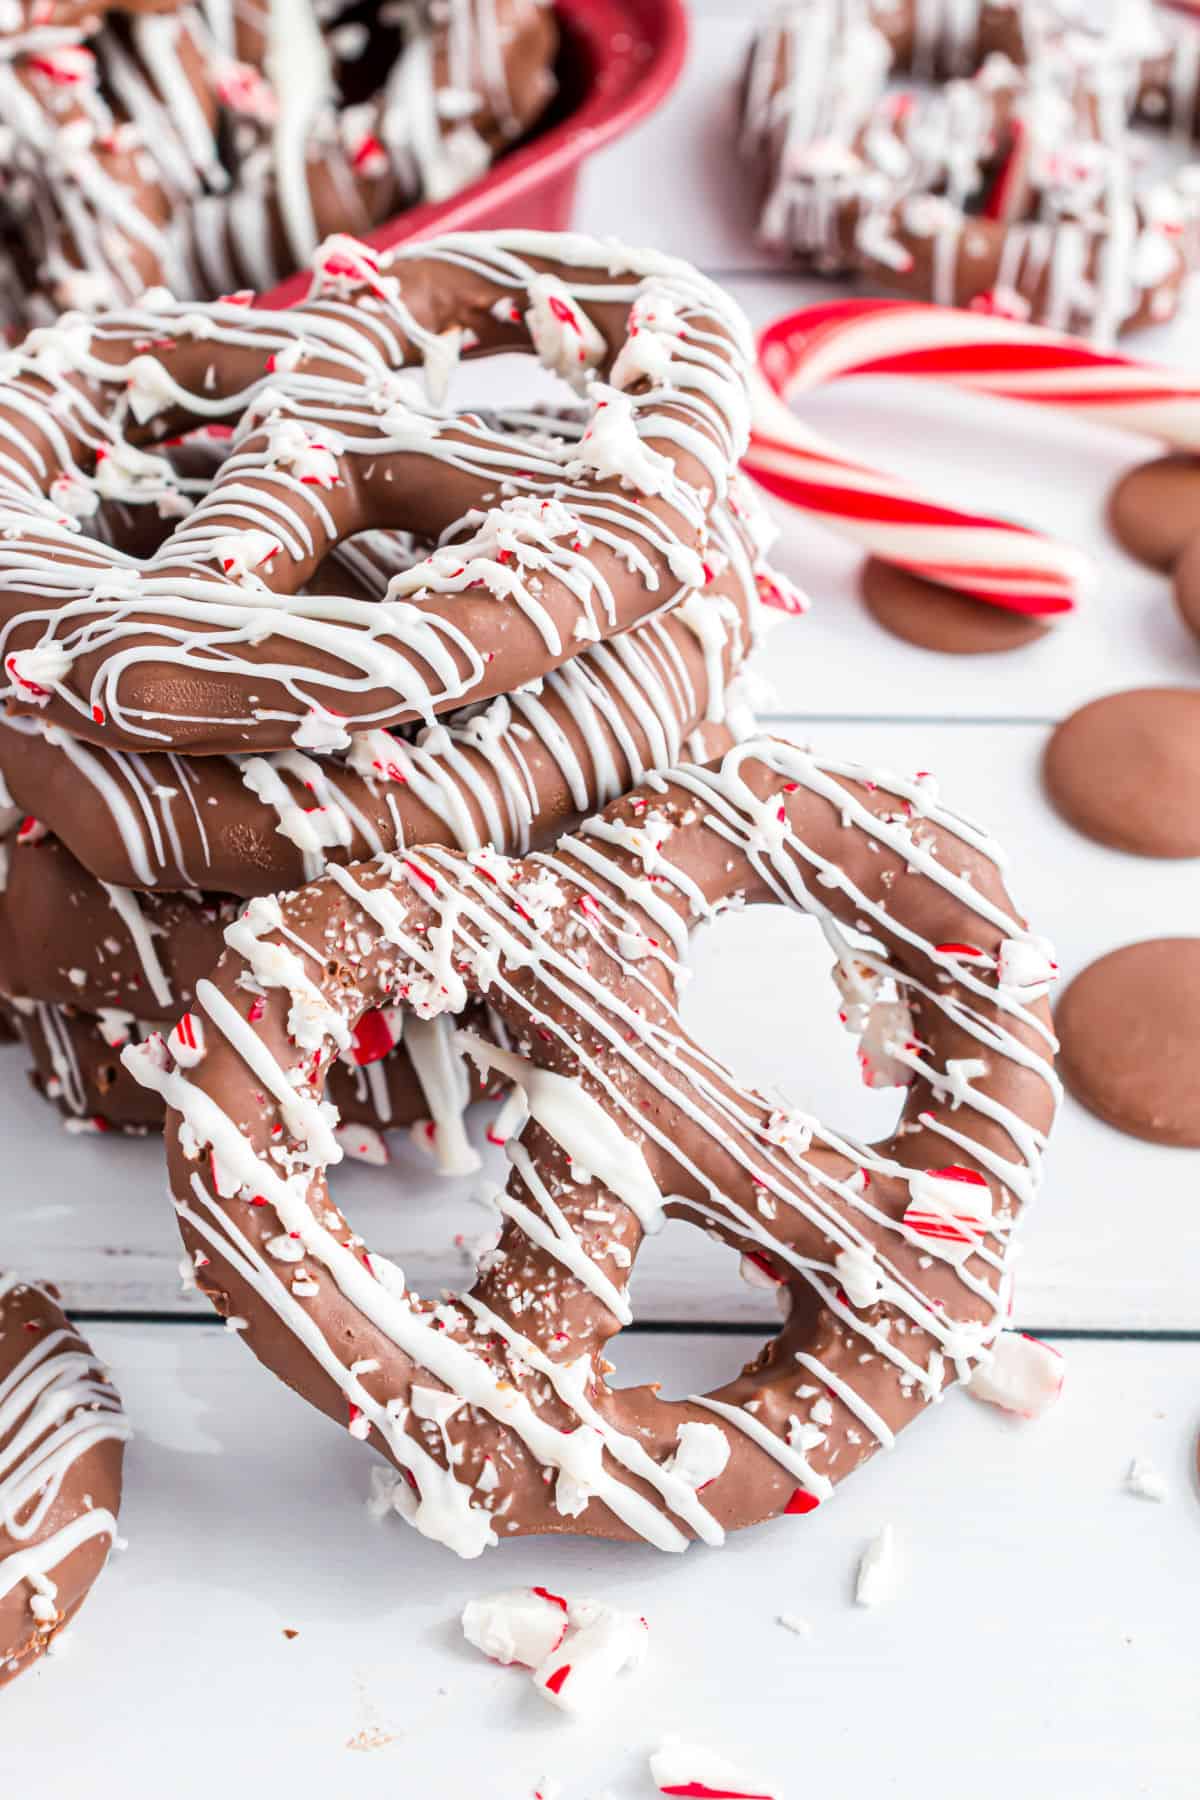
xmin=0 ymin=0 xmax=558 ymax=328
xmin=1 ymin=229 xmax=1069 ymax=1677
xmin=0 ymin=229 xmax=788 ymax=1163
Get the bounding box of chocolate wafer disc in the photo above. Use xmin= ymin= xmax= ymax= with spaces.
xmin=861 ymin=559 xmax=1050 ymax=656
xmin=1108 ymin=457 xmax=1200 ymax=572
xmin=1056 ymin=939 xmax=1200 ymax=1147
xmin=1043 ymin=688 xmax=1200 ymax=858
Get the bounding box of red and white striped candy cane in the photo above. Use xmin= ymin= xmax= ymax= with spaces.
xmin=743 ymin=298 xmax=1200 ymax=618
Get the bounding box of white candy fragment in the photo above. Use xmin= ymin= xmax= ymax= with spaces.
xmin=462 ymin=1588 xmax=648 ymax=1716
xmin=649 ymin=1736 xmax=780 ymax=1800
xmin=663 ymin=1421 xmax=730 ymax=1490
xmin=858 ymin=998 xmax=916 ymax=1089
xmin=833 ymin=956 xmax=880 ymax=1031
xmin=967 ymin=1331 xmax=1064 ymax=1419
xmin=5 ymin=641 xmax=73 ymax=701
xmin=212 ymin=528 xmax=280 ymax=582
xmin=266 ymin=417 xmax=342 ymax=487
xmin=524 ymin=274 xmax=606 ymax=388
xmin=531 ymin=1599 xmax=649 ymax=1715
xmin=263 ymin=1232 xmax=305 ymax=1264
xmin=854 ymin=1524 xmax=898 ymax=1608
xmin=333 ymin=1123 xmax=389 ymax=1166
xmin=739 ymin=1251 xmax=784 ymax=1291
xmin=569 ymin=385 xmax=676 ymax=497
xmin=996 ymin=936 xmax=1059 ymax=998
xmin=1125 ymin=1457 xmax=1169 ymax=1503
xmin=461 ymin=1587 xmax=568 ymax=1669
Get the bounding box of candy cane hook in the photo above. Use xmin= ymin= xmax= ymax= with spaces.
xmin=743 ymin=298 xmax=1200 ymax=617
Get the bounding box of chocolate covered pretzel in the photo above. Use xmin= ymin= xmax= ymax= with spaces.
xmin=0 ymin=482 xmax=770 ymax=896
xmin=1 ymin=1272 xmax=128 ymax=1684
xmin=0 ymin=1 xmax=557 ymax=324
xmin=741 ymin=0 xmax=1200 ymax=338
xmin=0 ymin=230 xmax=753 ymax=752
xmin=127 ymin=736 xmax=1059 ymax=1556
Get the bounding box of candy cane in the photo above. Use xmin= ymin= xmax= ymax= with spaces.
xmin=743 ymin=298 xmax=1200 ymax=618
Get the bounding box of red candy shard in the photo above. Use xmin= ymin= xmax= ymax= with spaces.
xmin=542 ymin=1663 xmax=571 ymax=1695
xmin=531 ymin=1585 xmax=569 ymax=1614
xmin=784 ymin=1487 xmax=820 ymax=1515
xmin=351 ymin=1009 xmax=395 ymax=1066
xmin=660 ymin=1790 xmax=773 ymax=1799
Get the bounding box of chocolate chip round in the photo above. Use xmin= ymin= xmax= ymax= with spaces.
xmin=860 ymin=558 xmax=1050 ymax=655
xmin=1108 ymin=455 xmax=1200 ymax=571
xmin=1056 ymin=939 xmax=1200 ymax=1146
xmin=1173 ymin=530 xmax=1200 ymax=644
xmin=1043 ymin=687 xmax=1200 ymax=857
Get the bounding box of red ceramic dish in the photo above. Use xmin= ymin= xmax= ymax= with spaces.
xmin=263 ymin=0 xmax=688 ymax=307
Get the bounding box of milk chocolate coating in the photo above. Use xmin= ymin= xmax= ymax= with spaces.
xmin=0 ymin=835 xmax=237 ymax=1014
xmin=1056 ymin=938 xmax=1200 ymax=1146
xmin=9 ymin=996 xmax=495 ymax=1134
xmin=0 ymin=690 xmax=736 ymax=1016
xmin=861 ymin=558 xmax=1051 ymax=656
xmin=1044 ymin=688 xmax=1200 ymax=858
xmin=0 ymin=1278 xmax=127 ymax=1687
xmin=0 ymin=534 xmax=754 ymax=896
xmin=1172 ymin=529 xmax=1200 ymax=644
xmin=146 ymin=738 xmax=1055 ymax=1552
xmin=1108 ymin=456 xmax=1200 ymax=572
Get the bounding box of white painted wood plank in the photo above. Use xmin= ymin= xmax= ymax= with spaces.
xmin=6 ymin=723 xmax=1197 ymax=1329
xmin=3 ymin=1325 xmax=1196 ymax=1796
xmin=574 ymin=7 xmax=780 ymax=275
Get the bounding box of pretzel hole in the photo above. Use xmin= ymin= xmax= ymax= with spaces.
xmin=437 ymin=350 xmax=572 ymax=420
xmin=681 ymin=907 xmax=900 ymax=1145
xmin=607 ymin=1229 xmax=830 ymax=1400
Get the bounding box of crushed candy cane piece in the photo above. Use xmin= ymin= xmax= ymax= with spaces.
xmin=854 ymin=1524 xmax=898 ymax=1608
xmin=167 ymin=1011 xmax=206 ymax=1067
xmin=463 ymin=1588 xmax=648 ymax=1716
xmin=902 ymin=1164 xmax=991 ymax=1264
xmin=650 ymin=1734 xmax=780 ymax=1799
xmin=663 ymin=1421 xmax=730 ymax=1490
xmin=1125 ymin=1457 xmax=1169 ymax=1503
xmin=857 ymin=997 xmax=916 ymax=1089
xmin=967 ymin=1331 xmax=1064 ymax=1419
xmin=333 ymin=1123 xmax=389 ymax=1165
xmin=461 ymin=1587 xmax=567 ymax=1669
xmin=835 ymin=1241 xmax=884 ymax=1309
xmin=531 ymin=1599 xmax=649 ymax=1715
xmin=996 ymin=936 xmax=1059 ymax=996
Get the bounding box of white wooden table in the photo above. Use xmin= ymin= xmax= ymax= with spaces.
xmin=5 ymin=6 xmax=1200 ymax=1791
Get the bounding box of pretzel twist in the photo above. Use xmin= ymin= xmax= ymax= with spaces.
xmin=0 ymin=481 xmax=770 ymax=894
xmin=0 ymin=1 xmax=557 ymax=322
xmin=742 ymin=0 xmax=1200 ymax=339
xmin=0 ymin=231 xmax=753 ymax=753
xmin=127 ymin=736 xmax=1059 ymax=1556
xmin=0 ymin=1272 xmax=128 ymax=1685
